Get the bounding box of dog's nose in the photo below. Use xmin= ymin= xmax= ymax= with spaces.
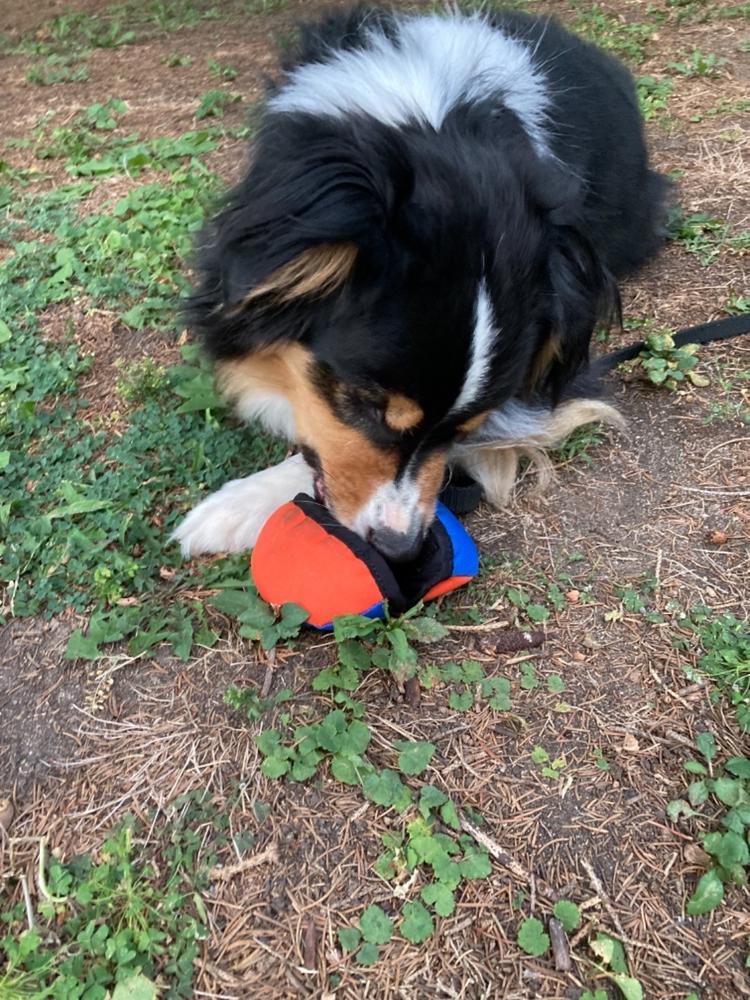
xmin=370 ymin=526 xmax=424 ymax=563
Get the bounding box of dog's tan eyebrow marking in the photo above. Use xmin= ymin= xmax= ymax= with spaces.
xmin=527 ymin=334 xmax=563 ymax=390
xmin=239 ymin=241 xmax=358 ymax=307
xmin=457 ymin=411 xmax=489 ymax=434
xmin=384 ymin=393 xmax=424 ymax=432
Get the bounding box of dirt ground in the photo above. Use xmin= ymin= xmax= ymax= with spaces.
xmin=1 ymin=1 xmax=748 ymax=998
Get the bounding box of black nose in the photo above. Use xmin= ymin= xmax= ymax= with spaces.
xmin=369 ymin=526 xmax=424 ymax=563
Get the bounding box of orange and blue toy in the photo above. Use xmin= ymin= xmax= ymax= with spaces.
xmin=252 ymin=492 xmax=479 ymax=631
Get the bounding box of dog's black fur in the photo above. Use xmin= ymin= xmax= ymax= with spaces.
xmin=181 ymin=6 xmax=672 ymax=558
xmin=191 ymin=7 xmax=667 ymax=405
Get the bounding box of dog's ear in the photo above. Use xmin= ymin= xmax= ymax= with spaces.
xmin=199 ymin=123 xmax=410 ymax=335
xmin=521 ymin=157 xmax=618 ymax=400
xmin=539 ymin=224 xmax=618 ymax=399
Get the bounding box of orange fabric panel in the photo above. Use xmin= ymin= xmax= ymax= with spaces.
xmin=251 ymin=502 xmax=384 ymax=628
xmin=422 ymin=575 xmax=472 ymax=603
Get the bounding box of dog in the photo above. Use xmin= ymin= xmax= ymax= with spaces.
xmin=172 ymin=4 xmax=668 ymax=563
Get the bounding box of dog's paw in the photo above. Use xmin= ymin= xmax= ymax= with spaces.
xmin=171 ymin=455 xmax=314 ymax=557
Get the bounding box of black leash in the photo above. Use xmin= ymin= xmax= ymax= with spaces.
xmin=593 ymin=310 xmax=750 ymax=375
xmin=442 ymin=310 xmax=750 ymax=516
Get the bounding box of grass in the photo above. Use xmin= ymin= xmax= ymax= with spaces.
xmin=667 ymin=49 xmax=729 ymax=77
xmin=0 ymin=99 xmax=281 ymax=652
xmin=571 ymin=4 xmax=656 ymax=64
xmin=0 ymin=791 xmax=226 ymax=997
xmin=667 ymin=208 xmax=750 ymax=266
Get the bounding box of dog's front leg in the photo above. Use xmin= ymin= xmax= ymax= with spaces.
xmin=171 ymin=453 xmax=314 ymax=557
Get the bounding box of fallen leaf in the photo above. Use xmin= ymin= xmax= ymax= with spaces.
xmin=684 ymin=843 xmax=710 ymax=867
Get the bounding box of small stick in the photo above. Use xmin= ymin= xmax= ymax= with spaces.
xmin=209 ymin=843 xmax=278 ymax=882
xmin=20 ymin=873 xmax=35 ymax=930
xmin=549 ymin=917 xmax=571 ymax=972
xmin=301 ymin=914 xmax=319 ymax=973
xmin=459 ymin=812 xmax=554 ymax=899
xmin=581 ymin=858 xmax=630 ymax=964
xmin=260 ymin=647 xmax=277 ymax=699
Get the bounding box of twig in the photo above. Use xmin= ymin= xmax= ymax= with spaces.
xmin=445 ymin=620 xmax=510 ymax=632
xmin=301 ymin=914 xmax=319 ymax=973
xmin=549 ymin=917 xmax=571 ymax=972
xmin=581 ymin=858 xmax=630 ymax=964
xmin=459 ymin=812 xmax=554 ymax=899
xmin=209 ymin=843 xmax=278 ymax=882
xmin=260 ymin=647 xmax=277 ymax=699
xmin=20 ymin=873 xmax=35 ymax=930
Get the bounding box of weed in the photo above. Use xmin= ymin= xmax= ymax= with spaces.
xmin=667 ymin=734 xmax=750 ymax=915
xmin=668 ymin=49 xmax=729 ymax=77
xmin=0 ymin=792 xmax=226 ymax=996
xmin=26 ymin=54 xmax=90 ymax=85
xmin=195 ymin=88 xmax=242 ymax=119
xmin=690 ymin=96 xmax=750 ymax=122
xmin=115 ymin=357 xmax=169 ymax=403
xmin=552 ymin=423 xmax=606 ymax=465
xmin=678 ymin=610 xmax=750 ymax=730
xmin=225 ymin=683 xmax=294 ymax=722
xmin=208 ymin=57 xmax=238 ymax=79
xmin=636 ymin=75 xmax=673 ymax=121
xmin=0 ymin=141 xmax=283 ymax=653
xmin=620 ymin=329 xmax=707 ymax=390
xmin=571 ymin=5 xmax=655 ymax=64
xmin=164 ymin=52 xmax=193 ymax=66
xmin=724 ymin=295 xmax=750 ymax=315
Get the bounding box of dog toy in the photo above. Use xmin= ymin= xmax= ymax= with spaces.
xmin=251 ymin=494 xmax=479 ymax=630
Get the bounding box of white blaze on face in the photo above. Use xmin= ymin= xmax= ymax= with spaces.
xmin=451 ymin=279 xmax=498 ymax=416
xmin=352 ymin=475 xmax=421 ymax=539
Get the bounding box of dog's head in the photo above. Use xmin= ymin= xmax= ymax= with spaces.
xmin=191 ymin=113 xmax=615 ymax=560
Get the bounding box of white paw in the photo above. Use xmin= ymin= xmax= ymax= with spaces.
xmin=171 ymin=454 xmax=314 ymax=557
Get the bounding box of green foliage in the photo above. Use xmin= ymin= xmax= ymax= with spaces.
xmin=553 ymin=899 xmax=581 ymax=932
xmin=0 ymin=792 xmax=225 ymax=996
xmin=622 ymin=330 xmax=706 ymax=390
xmin=668 ymin=49 xmax=728 ymax=76
xmin=224 ymin=684 xmax=293 ymax=722
xmin=517 ymin=916 xmax=550 ymax=956
xmin=678 ymin=609 xmax=750 ymax=729
xmin=358 ymin=905 xmax=394 ymax=945
xmin=400 ymin=901 xmax=434 ymax=944
xmin=590 ymin=934 xmax=644 ymax=1000
xmin=210 ymin=587 xmax=308 ymax=649
xmin=208 ymin=57 xmax=238 ymax=79
xmin=195 ymin=88 xmax=241 ymax=119
xmin=636 ymin=75 xmax=673 ymax=120
xmin=572 ymin=5 xmax=654 ymax=64
xmin=668 ymin=734 xmax=750 ymax=916
xmin=396 ymin=740 xmax=436 ymax=776
xmin=27 ymin=54 xmax=90 ymax=85
xmin=667 ymin=209 xmax=749 ymax=266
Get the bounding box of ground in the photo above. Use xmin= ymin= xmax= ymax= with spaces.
xmin=0 ymin=1 xmax=748 ymax=998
